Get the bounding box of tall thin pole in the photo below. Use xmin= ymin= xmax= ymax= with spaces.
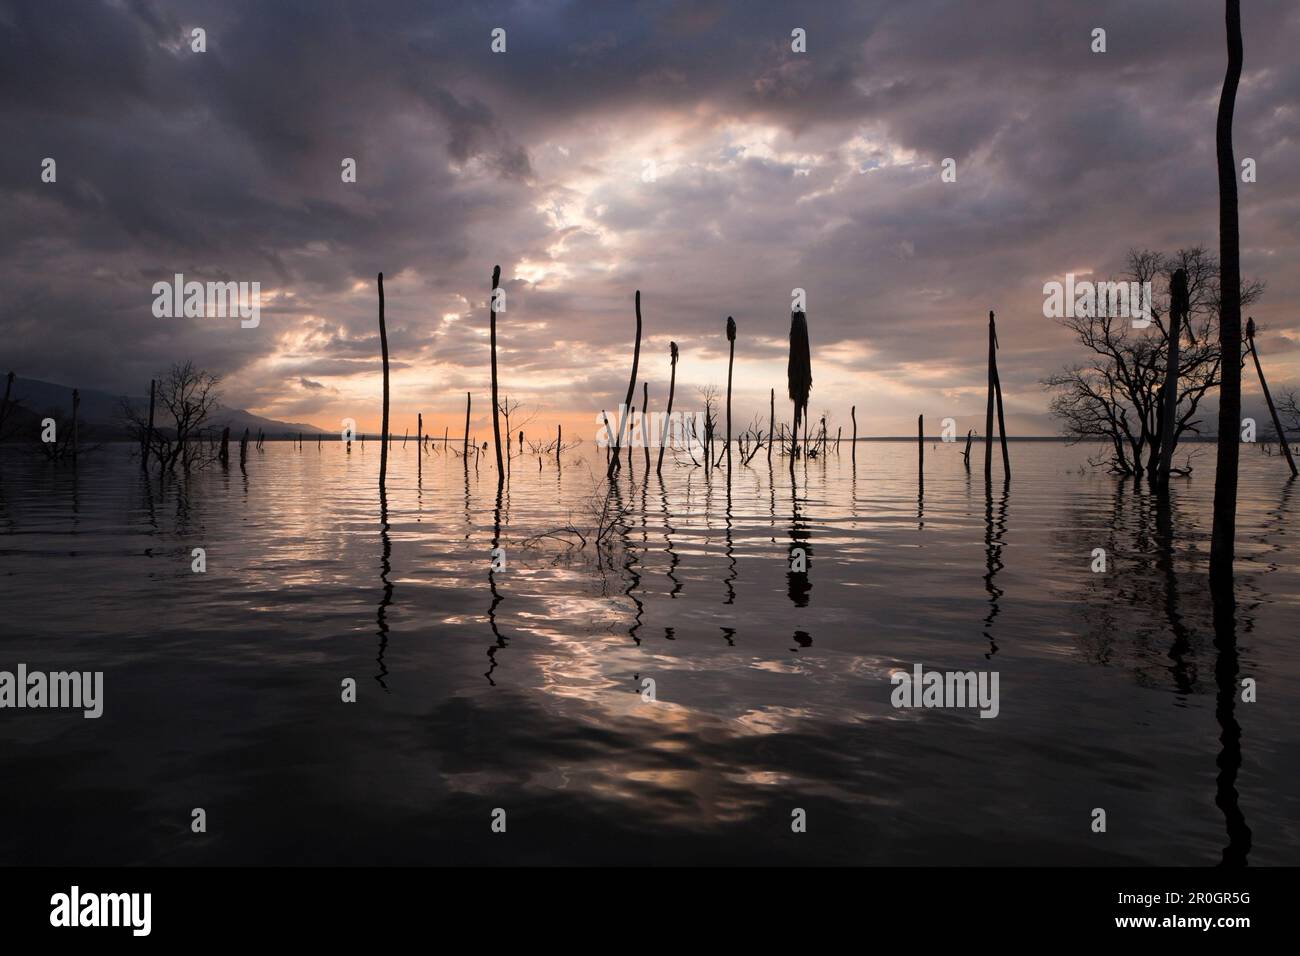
xmin=377 ymin=272 xmax=390 ymax=492
xmin=724 ymin=316 xmax=735 ymax=473
xmin=463 ymin=392 xmax=472 ymax=458
xmin=917 ymin=413 xmax=923 ymax=472
xmin=642 ymin=382 xmax=651 ymax=472
xmin=627 ymin=405 xmax=635 ymax=477
xmin=984 ymin=313 xmax=996 ymax=481
xmin=489 ymin=265 xmax=504 ymax=487
xmin=1210 ymin=0 xmax=1244 ymax=589
xmin=609 ymin=291 xmax=643 ymax=479
xmin=992 ymin=312 xmax=1010 ymax=478
xmin=659 ymin=343 xmax=679 ymax=476
xmin=851 ymin=405 xmax=857 ymax=464
xmin=417 ymin=412 xmax=423 ymax=483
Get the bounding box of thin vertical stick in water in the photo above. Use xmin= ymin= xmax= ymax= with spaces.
xmin=1247 ymin=317 xmax=1297 ymax=477
xmin=963 ymin=429 xmax=973 ymax=471
xmin=984 ymin=313 xmax=996 ymax=480
xmin=659 ymin=343 xmax=679 ymax=476
xmin=724 ymin=316 xmax=736 ymax=474
xmin=239 ymin=428 xmax=249 ymax=475
xmin=851 ymin=405 xmax=857 ymax=464
xmin=1158 ymin=269 xmax=1189 ymax=487
xmin=992 ymin=314 xmax=1010 ymax=478
xmin=1211 ymin=0 xmax=1244 ymax=590
xmin=627 ymin=405 xmax=635 ymax=477
xmin=143 ymin=378 xmax=156 ymax=470
xmin=489 ymin=265 xmax=504 ymax=488
xmin=767 ymin=385 xmax=774 ymax=465
xmin=417 ymin=413 xmax=423 ymax=483
xmin=556 ymin=423 xmax=562 ymax=466
xmin=642 ymin=383 xmax=650 ymax=472
xmin=219 ymin=426 xmax=230 ymax=467
xmin=463 ymin=392 xmax=471 ymax=458
xmin=917 ymin=413 xmax=923 ymax=472
xmin=377 ymin=272 xmax=390 ymax=493
xmin=609 ymin=291 xmax=643 ymax=479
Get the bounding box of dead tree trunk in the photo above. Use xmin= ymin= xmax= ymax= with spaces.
xmin=984 ymin=311 xmax=1011 ymax=479
xmin=463 ymin=392 xmax=472 ymax=459
xmin=724 ymin=316 xmax=736 ymax=474
xmin=642 ymin=382 xmax=651 ymax=472
xmin=851 ymin=405 xmax=857 ymax=464
xmin=609 ymin=290 xmax=644 ymax=479
xmin=377 ymin=272 xmax=390 ymax=493
xmin=627 ymin=405 xmax=635 ymax=476
xmin=489 ymin=266 xmax=504 ymax=488
xmin=917 ymin=413 xmax=923 ymax=473
xmin=1210 ymin=0 xmax=1244 ymax=590
xmin=659 ymin=342 xmax=679 ymax=476
xmin=1247 ymin=317 xmax=1297 ymax=477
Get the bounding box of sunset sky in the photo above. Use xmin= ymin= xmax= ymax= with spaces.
xmin=4 ymin=0 xmax=1300 ymax=438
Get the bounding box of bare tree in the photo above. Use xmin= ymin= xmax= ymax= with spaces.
xmin=1043 ymin=246 xmax=1262 ymax=477
xmin=696 ymin=384 xmax=719 ymax=470
xmin=120 ymin=361 xmax=223 ymax=472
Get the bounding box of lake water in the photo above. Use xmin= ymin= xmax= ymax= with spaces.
xmin=1 ymin=439 xmax=1296 ymax=865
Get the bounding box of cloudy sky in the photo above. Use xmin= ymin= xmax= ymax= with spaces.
xmin=3 ymin=0 xmax=1299 ymax=437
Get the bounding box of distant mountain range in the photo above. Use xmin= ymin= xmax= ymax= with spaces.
xmin=0 ymin=376 xmax=325 ymax=441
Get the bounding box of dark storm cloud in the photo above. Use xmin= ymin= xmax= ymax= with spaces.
xmin=2 ymin=0 xmax=1299 ymax=432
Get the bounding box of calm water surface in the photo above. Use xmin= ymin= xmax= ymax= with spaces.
xmin=1 ymin=440 xmax=1296 ymax=865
